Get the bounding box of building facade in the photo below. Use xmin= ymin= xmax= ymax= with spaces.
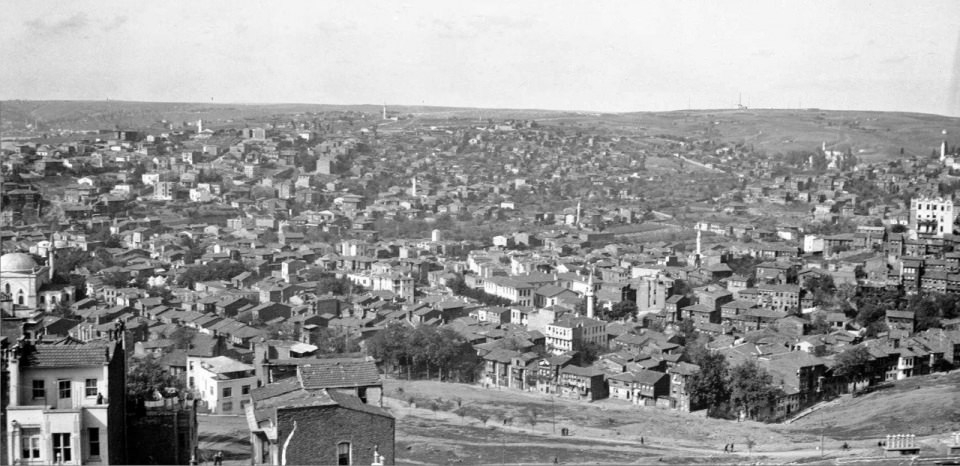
xmin=5 ymin=339 xmax=126 ymax=465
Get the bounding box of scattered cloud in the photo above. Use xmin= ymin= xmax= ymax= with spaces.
xmin=102 ymin=15 xmax=128 ymax=32
xmin=432 ymin=15 xmax=536 ymax=39
xmin=24 ymin=13 xmax=89 ymax=36
xmin=752 ymin=49 xmax=774 ymax=58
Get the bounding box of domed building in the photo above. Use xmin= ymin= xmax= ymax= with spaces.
xmin=0 ymin=252 xmax=74 ymax=311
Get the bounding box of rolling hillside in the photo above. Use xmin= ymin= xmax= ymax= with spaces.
xmin=3 ymin=100 xmax=959 ymax=160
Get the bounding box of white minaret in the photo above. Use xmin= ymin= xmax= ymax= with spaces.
xmin=48 ymin=241 xmax=56 ymax=281
xmin=197 ymin=119 xmax=203 ymax=133
xmin=412 ymin=177 xmax=417 ymax=197
xmin=586 ymin=271 xmax=596 ymax=319
xmin=941 ymin=130 xmax=948 ymax=162
xmin=695 ymin=228 xmax=702 ymax=267
xmin=576 ymin=200 xmax=581 ymax=226
xmin=382 ymin=103 xmax=387 ymax=120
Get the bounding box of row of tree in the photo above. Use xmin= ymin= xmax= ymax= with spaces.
xmin=446 ymin=274 xmax=513 ymax=307
xmin=366 ymin=322 xmax=481 ymax=382
xmin=686 ymin=350 xmax=784 ymax=421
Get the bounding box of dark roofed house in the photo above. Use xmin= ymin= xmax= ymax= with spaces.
xmin=886 ymin=310 xmax=915 ymax=337
xmin=297 ymin=358 xmax=383 ymax=406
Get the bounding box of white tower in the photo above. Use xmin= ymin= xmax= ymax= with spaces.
xmin=382 ymin=103 xmax=387 ymax=120
xmin=586 ymin=271 xmax=596 ymax=319
xmin=197 ymin=119 xmax=203 ymax=133
xmin=576 ymin=200 xmax=582 ymax=226
xmin=695 ymin=228 xmax=702 ymax=267
xmin=412 ymin=177 xmax=417 ymax=197
xmin=942 ymin=130 xmax=948 ymax=162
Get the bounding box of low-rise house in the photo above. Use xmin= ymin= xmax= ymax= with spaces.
xmin=556 ymin=365 xmax=608 ymax=401
xmin=608 ymin=369 xmax=669 ymax=406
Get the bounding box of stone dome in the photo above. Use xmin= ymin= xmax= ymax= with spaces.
xmin=0 ymin=253 xmax=38 ymax=273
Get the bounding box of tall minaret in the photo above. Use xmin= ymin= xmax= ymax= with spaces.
xmin=197 ymin=119 xmax=203 ymax=133
xmin=48 ymin=240 xmax=56 ymax=281
xmin=586 ymin=271 xmax=596 ymax=319
xmin=941 ymin=130 xmax=948 ymax=162
xmin=575 ymin=200 xmax=582 ymax=226
xmin=412 ymin=177 xmax=417 ymax=197
xmin=382 ymin=103 xmax=387 ymax=120
xmin=695 ymin=228 xmax=702 ymax=267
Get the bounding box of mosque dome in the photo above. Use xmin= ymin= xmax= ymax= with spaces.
xmin=0 ymin=253 xmax=38 ymax=273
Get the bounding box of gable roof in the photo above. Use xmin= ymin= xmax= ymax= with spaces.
xmin=297 ymin=358 xmax=381 ymax=389
xmin=21 ymin=342 xmax=112 ymax=368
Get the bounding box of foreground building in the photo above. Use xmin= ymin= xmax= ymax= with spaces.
xmin=5 ymin=338 xmax=126 ymax=465
xmin=246 ymin=376 xmax=394 ymax=465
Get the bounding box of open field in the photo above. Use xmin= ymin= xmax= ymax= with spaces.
xmin=197 ymin=372 xmax=960 ymax=464
xmin=197 ymin=414 xmax=251 ymax=466
xmin=789 ymin=370 xmax=960 ymax=440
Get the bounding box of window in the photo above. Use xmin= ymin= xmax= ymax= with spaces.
xmin=222 ymin=401 xmax=233 ymax=412
xmin=88 ymin=428 xmax=101 ymax=457
xmin=85 ymin=379 xmax=98 ymax=397
xmin=241 ymin=385 xmax=250 ymax=395
xmin=58 ymin=380 xmax=71 ymax=399
xmin=337 ymin=442 xmax=351 ymax=465
xmin=222 ymin=387 xmax=232 ymax=398
xmin=53 ymin=433 xmax=72 ymax=463
xmin=358 ymin=387 xmax=368 ymax=404
xmin=32 ymin=380 xmax=45 ymax=400
xmin=21 ymin=428 xmax=41 ymax=460
xmin=189 ymin=376 xmax=195 ymax=388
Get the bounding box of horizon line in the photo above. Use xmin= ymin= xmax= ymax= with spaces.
xmin=1 ymin=97 xmax=958 ymax=119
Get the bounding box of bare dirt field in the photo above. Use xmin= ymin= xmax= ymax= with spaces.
xmin=197 ymin=372 xmax=960 ymax=465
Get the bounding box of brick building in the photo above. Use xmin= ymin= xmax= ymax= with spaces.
xmin=246 ymin=377 xmax=394 ymax=465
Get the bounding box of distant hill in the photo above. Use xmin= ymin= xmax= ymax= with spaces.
xmin=3 ymin=100 xmax=958 ymax=160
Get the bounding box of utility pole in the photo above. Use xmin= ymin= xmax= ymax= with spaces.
xmin=820 ymin=409 xmax=824 ymax=457
xmin=551 ymin=392 xmax=556 ymax=434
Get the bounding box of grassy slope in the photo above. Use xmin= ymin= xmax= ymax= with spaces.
xmin=788 ymin=370 xmax=960 ymax=440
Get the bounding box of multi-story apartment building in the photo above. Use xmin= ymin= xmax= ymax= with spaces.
xmin=545 ymin=316 xmax=607 ymax=355
xmin=910 ymin=196 xmax=955 ymax=238
xmin=5 ymin=339 xmax=126 ymax=465
xmin=188 ymin=355 xmax=257 ymax=414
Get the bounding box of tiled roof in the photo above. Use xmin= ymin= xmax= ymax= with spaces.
xmin=22 ymin=343 xmax=111 ymax=368
xmin=297 ymin=359 xmax=381 ymax=389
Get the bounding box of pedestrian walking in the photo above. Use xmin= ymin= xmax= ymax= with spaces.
xmin=213 ymin=451 xmax=223 ymax=466
xmin=724 ymin=444 xmax=729 ymax=453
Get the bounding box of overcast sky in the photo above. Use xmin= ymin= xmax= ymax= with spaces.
xmin=2 ymin=0 xmax=959 ymax=116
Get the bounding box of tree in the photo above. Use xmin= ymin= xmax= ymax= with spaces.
xmin=579 ymin=341 xmax=608 ymax=365
xmin=170 ymin=326 xmax=194 ymax=350
xmin=605 ymin=300 xmax=638 ymax=321
xmin=523 ymin=408 xmax=539 ymax=431
xmin=729 ymin=361 xmax=781 ymax=421
xmin=832 ymin=346 xmax=871 ymax=382
xmin=175 ymin=261 xmax=248 ymax=288
xmin=127 ymin=356 xmax=185 ymax=399
xmin=687 ymin=351 xmax=730 ymax=417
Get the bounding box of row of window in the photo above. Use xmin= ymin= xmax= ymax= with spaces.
xmin=32 ymin=379 xmax=99 ymax=399
xmin=21 ymin=428 xmax=100 ymax=462
xmin=221 ymin=385 xmax=251 ymax=398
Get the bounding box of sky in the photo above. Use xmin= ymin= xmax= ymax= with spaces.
xmin=2 ymin=0 xmax=960 ymax=116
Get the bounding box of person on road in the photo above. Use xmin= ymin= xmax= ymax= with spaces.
xmin=213 ymin=451 xmax=223 ymax=466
